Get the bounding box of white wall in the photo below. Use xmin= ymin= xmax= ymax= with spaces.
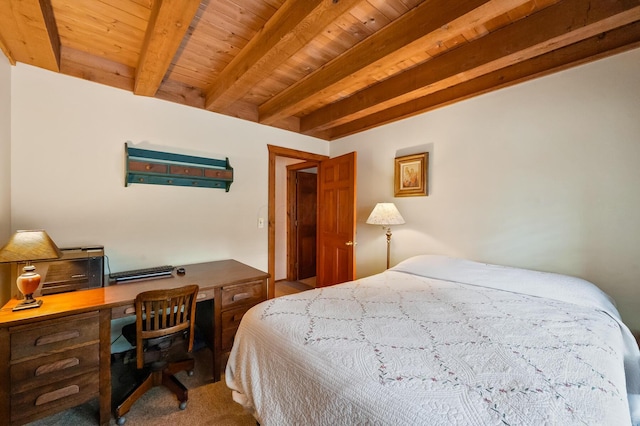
xmin=10 ymin=64 xmax=328 ymax=278
xmin=0 ymin=56 xmax=11 ymax=305
xmin=331 ymin=48 xmax=640 ymax=329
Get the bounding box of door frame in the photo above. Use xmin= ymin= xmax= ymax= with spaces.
xmin=267 ymin=145 xmax=328 ymax=299
xmin=286 ymin=162 xmax=318 ymax=281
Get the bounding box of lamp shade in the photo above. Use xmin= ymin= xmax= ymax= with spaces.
xmin=366 ymin=203 xmax=405 ymax=226
xmin=0 ymin=230 xmax=62 ymax=263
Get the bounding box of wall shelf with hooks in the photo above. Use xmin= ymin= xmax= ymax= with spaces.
xmin=125 ymin=143 xmax=233 ymax=191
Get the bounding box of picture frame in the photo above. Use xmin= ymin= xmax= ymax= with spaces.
xmin=394 ymin=153 xmax=428 ymax=197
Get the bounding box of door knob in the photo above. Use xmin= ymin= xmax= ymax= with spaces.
xmin=345 ymin=241 xmax=357 ymax=246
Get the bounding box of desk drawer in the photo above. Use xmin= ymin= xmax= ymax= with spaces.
xmin=112 ymin=304 xmax=136 ymax=319
xmin=11 ymin=343 xmax=99 ymax=394
xmin=111 ymin=289 xmax=213 ymax=319
xmin=10 ymin=312 xmax=99 ymax=361
xmin=221 ymin=280 xmax=265 ymax=310
xmin=221 ymin=306 xmax=252 ymax=351
xmin=10 ymin=371 xmax=99 ymax=424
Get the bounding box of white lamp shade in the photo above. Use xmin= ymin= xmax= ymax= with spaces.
xmin=366 ymin=203 xmax=405 ymax=226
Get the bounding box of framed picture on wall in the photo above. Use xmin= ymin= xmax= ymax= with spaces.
xmin=394 ymin=153 xmax=428 ymax=197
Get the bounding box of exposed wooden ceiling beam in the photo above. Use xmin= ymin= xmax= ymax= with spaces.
xmin=0 ymin=0 xmax=60 ymax=71
xmin=134 ymin=0 xmax=201 ymax=97
xmin=326 ymin=21 xmax=640 ymax=139
xmin=204 ymin=0 xmax=361 ymax=112
xmin=258 ymin=0 xmax=531 ymax=125
xmin=300 ymin=0 xmax=640 ymax=132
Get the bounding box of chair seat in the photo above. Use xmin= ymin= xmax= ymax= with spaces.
xmin=122 ymin=321 xmax=190 ymax=366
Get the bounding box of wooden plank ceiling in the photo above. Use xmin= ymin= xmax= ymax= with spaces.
xmin=1 ymin=0 xmax=639 ymax=140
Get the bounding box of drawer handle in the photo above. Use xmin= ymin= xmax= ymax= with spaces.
xmin=124 ymin=307 xmax=136 ymax=315
xmin=231 ymin=293 xmax=251 ymax=302
xmin=232 ymin=314 xmax=243 ymax=322
xmin=35 ymin=385 xmax=80 ymax=406
xmin=196 ymin=293 xmax=207 ymax=300
xmin=35 ymin=357 xmax=80 ymax=376
xmin=35 ymin=330 xmax=80 ymax=346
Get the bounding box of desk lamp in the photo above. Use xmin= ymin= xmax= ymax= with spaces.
xmin=366 ymin=203 xmax=405 ymax=269
xmin=0 ymin=230 xmax=62 ymax=311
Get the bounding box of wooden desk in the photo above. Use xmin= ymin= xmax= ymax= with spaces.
xmin=0 ymin=259 xmax=269 ymax=426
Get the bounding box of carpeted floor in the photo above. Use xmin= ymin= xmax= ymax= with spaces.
xmin=27 ymin=349 xmax=256 ymax=426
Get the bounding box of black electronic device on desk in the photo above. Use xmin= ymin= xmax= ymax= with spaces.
xmin=12 ymin=246 xmax=105 ymax=297
xmin=109 ymin=265 xmax=175 ymax=283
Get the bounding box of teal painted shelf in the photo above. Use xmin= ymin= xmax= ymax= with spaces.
xmin=125 ymin=143 xmax=233 ymax=191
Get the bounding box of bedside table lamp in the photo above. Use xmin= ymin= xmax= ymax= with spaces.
xmin=366 ymin=203 xmax=405 ymax=269
xmin=0 ymin=230 xmax=62 ymax=311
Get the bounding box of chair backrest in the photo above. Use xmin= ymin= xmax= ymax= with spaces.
xmin=134 ymin=284 xmax=199 ymax=369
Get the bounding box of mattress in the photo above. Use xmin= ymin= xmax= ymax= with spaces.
xmin=226 ymin=255 xmax=640 ymax=425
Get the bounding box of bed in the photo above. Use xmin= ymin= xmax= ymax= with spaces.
xmin=226 ymin=255 xmax=640 ymax=425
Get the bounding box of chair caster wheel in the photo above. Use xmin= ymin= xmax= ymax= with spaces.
xmin=179 ymin=401 xmax=188 ymax=410
xmin=187 ymin=370 xmax=194 ymax=376
xmin=117 ymin=416 xmax=126 ymax=425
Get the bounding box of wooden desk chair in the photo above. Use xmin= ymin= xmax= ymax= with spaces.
xmin=115 ymin=284 xmax=199 ymax=425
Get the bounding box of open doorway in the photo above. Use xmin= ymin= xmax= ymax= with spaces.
xmin=268 ymin=145 xmax=357 ymax=298
xmin=267 ymin=145 xmax=328 ymax=299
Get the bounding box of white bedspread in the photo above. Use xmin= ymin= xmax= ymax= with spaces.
xmin=226 ymin=255 xmax=640 ymax=425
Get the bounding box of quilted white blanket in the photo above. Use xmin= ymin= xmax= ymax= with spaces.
xmin=226 ymin=255 xmax=640 ymax=425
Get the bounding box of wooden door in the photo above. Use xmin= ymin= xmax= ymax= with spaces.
xmin=296 ymin=171 xmax=317 ymax=280
xmin=317 ymin=152 xmax=357 ymax=287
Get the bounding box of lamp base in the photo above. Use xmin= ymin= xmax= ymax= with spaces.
xmin=12 ymin=298 xmax=43 ymax=311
